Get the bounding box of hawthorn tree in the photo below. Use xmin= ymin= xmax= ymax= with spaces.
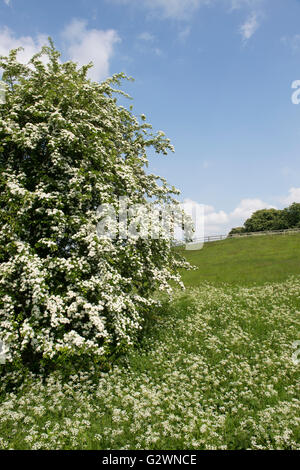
xmin=0 ymin=41 xmax=189 ymax=370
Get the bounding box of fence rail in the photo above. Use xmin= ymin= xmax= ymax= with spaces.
xmin=229 ymin=227 xmax=300 ymax=239
xmin=173 ymin=227 xmax=300 ymax=247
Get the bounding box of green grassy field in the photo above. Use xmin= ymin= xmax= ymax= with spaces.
xmin=178 ymin=232 xmax=300 ymax=287
xmin=0 ymin=234 xmax=299 ymax=450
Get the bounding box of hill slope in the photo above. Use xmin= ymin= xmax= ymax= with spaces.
xmin=178 ymin=233 xmax=300 ymax=287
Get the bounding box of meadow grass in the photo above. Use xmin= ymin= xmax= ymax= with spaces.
xmin=0 ymin=234 xmax=299 ymax=449
xmin=178 ymin=232 xmax=300 ymax=287
xmin=0 ymin=278 xmax=299 ymax=449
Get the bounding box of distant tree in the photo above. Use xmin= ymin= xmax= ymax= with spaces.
xmin=282 ymin=203 xmax=300 ymax=228
xmin=244 ymin=209 xmax=288 ymax=233
xmin=229 ymin=202 xmax=300 ymax=236
xmin=228 ymin=227 xmax=245 ymax=236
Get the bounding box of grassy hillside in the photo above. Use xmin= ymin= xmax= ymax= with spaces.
xmin=178 ymin=233 xmax=300 ymax=287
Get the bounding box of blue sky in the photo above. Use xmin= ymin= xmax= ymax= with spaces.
xmin=1 ymin=0 xmax=300 ymax=234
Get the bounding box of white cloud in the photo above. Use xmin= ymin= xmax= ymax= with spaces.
xmin=0 ymin=20 xmax=120 ymax=82
xmin=181 ymin=199 xmax=228 ymax=237
xmin=180 ymin=197 xmax=275 ymax=237
xmin=239 ymin=12 xmax=259 ymax=41
xmin=229 ymin=198 xmax=275 ymax=220
xmin=0 ymin=26 xmax=48 ymax=64
xmin=206 ymin=209 xmax=229 ymax=225
xmin=61 ymin=19 xmax=120 ymax=82
xmin=280 ymin=187 xmax=300 ymax=206
xmin=182 ymin=189 xmax=300 ymax=237
xmin=4 ymin=0 xmax=11 ymax=6
xmin=203 ymin=204 xmax=215 ymax=214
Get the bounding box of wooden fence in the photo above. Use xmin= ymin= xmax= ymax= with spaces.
xmin=173 ymin=227 xmax=300 ymax=247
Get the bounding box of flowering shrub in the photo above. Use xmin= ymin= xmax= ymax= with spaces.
xmin=0 ymin=41 xmax=188 ymax=369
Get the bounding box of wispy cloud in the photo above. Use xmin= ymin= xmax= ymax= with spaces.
xmin=4 ymin=0 xmax=11 ymax=6
xmin=239 ymin=12 xmax=259 ymax=41
xmin=136 ymin=31 xmax=163 ymax=56
xmin=178 ymin=26 xmax=191 ymax=42
xmin=111 ymin=0 xmax=265 ymax=21
xmin=110 ymin=0 xmax=211 ymax=20
xmin=229 ymin=0 xmax=264 ymax=10
xmin=281 ymin=34 xmax=300 ymax=53
xmin=111 ymin=0 xmax=265 ymax=44
xmin=144 ymin=0 xmax=208 ymax=19
xmin=61 ymin=19 xmax=120 ymax=81
xmin=138 ymin=32 xmax=155 ymax=42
